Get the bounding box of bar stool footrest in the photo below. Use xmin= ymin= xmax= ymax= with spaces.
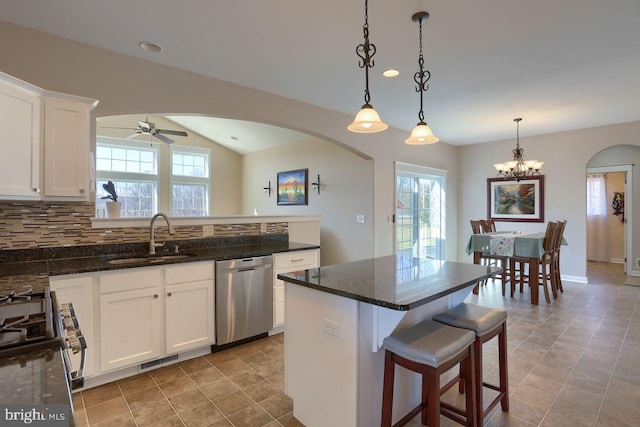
xmin=440 ymin=402 xmax=468 ymax=425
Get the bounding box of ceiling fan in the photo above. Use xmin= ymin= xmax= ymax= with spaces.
xmin=101 ymin=118 xmax=188 ymax=144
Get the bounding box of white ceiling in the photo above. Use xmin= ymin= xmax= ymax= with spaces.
xmin=2 ymin=0 xmax=640 ymax=146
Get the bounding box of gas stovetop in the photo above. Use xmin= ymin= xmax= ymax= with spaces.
xmin=0 ymin=287 xmax=62 ymax=357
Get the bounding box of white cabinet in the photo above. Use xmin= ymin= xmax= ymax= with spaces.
xmin=99 ymin=261 xmax=214 ymax=372
xmin=43 ymin=97 xmax=91 ymax=198
xmin=272 ymin=249 xmax=320 ymax=328
xmin=0 ymin=75 xmax=41 ymax=199
xmin=49 ymin=274 xmax=96 ymax=378
xmin=0 ymin=71 xmax=96 ymax=201
xmin=165 ymin=262 xmax=215 ymax=354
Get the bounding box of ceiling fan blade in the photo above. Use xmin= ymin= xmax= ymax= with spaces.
xmin=100 ymin=126 xmax=137 ymax=130
xmin=156 ymin=129 xmax=188 ymax=137
xmin=125 ymin=132 xmax=139 ymax=140
xmin=153 ymin=133 xmax=175 ymax=144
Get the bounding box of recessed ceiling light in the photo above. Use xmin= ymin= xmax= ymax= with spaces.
xmin=383 ymin=69 xmax=400 ymax=77
xmin=138 ymin=41 xmax=163 ymax=53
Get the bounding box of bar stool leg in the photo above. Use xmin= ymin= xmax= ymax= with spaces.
xmin=499 ymin=325 xmax=509 ymax=412
xmin=381 ymin=351 xmax=395 ymax=427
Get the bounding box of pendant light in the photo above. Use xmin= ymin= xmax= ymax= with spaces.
xmin=348 ymin=0 xmax=388 ymax=133
xmin=493 ymin=118 xmax=543 ymax=182
xmin=405 ymin=11 xmax=439 ymax=145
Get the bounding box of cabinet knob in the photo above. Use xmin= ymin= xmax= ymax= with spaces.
xmin=33 ymin=188 xmax=40 ymax=193
xmin=153 ymin=294 xmax=159 ymax=299
xmin=167 ymin=292 xmax=172 ymax=297
xmin=291 ymin=258 xmax=304 ymax=262
xmin=79 ymin=188 xmax=85 ymax=193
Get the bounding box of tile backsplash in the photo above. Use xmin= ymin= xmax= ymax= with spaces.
xmin=0 ymin=201 xmax=287 ymax=250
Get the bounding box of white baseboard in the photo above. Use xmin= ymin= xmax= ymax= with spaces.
xmin=561 ymin=274 xmax=588 ymax=284
xmin=610 ymin=258 xmax=625 ymax=264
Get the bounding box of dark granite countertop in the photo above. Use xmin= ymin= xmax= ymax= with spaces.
xmin=278 ymin=255 xmax=500 ymax=311
xmin=0 ymin=235 xmax=319 ymax=292
xmin=0 ymin=348 xmax=74 ymax=426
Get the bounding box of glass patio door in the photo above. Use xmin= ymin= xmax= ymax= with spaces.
xmin=395 ymin=162 xmax=446 ymax=259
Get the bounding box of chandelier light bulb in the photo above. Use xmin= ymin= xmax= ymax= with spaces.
xmin=405 ymin=123 xmax=439 ymax=145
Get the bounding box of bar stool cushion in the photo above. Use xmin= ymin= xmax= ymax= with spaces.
xmin=433 ymin=303 xmax=507 ymax=338
xmin=382 ymin=319 xmax=475 ymax=368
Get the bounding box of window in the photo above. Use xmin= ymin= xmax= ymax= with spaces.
xmin=170 ymin=147 xmax=210 ymax=216
xmin=395 ymin=162 xmax=446 ymax=260
xmin=96 ymin=138 xmax=159 ymax=218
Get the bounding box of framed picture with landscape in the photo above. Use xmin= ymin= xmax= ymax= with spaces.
xmin=487 ymin=175 xmax=544 ymax=222
xmin=277 ymin=168 xmax=308 ymax=205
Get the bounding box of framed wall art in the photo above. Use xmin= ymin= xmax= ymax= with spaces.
xmin=487 ymin=175 xmax=544 ymax=222
xmin=277 ymin=168 xmax=308 ymax=206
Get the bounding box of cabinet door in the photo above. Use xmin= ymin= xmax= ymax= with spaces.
xmin=43 ymin=98 xmax=89 ymax=198
xmin=165 ymin=280 xmax=214 ymax=354
xmin=49 ymin=275 xmax=96 ymax=378
xmin=99 ymin=287 xmax=163 ymax=371
xmin=273 ymin=249 xmax=320 ymax=328
xmin=0 ymin=80 xmax=41 ymax=198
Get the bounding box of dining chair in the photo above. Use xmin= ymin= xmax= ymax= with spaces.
xmin=552 ymin=220 xmax=567 ymax=294
xmin=510 ymin=221 xmax=558 ymax=303
xmin=470 ymin=219 xmax=509 ymax=294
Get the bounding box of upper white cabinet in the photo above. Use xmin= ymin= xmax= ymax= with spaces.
xmin=0 ymin=71 xmax=97 ymax=201
xmin=0 ymin=75 xmax=41 ymax=198
xmin=43 ymin=97 xmax=91 ymax=198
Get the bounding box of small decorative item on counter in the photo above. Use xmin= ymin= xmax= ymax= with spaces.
xmin=101 ymin=181 xmax=121 ymax=218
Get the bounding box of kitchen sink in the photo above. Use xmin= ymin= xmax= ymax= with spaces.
xmin=107 ymin=254 xmax=197 ymax=265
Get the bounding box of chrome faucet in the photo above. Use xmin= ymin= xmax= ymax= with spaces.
xmin=149 ymin=213 xmax=176 ymax=255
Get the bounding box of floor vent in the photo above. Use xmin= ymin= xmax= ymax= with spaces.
xmin=140 ymin=354 xmax=178 ymax=371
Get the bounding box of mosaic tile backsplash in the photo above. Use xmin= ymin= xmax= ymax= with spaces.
xmin=0 ymin=201 xmax=288 ymax=251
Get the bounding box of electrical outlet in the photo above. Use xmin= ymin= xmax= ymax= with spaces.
xmin=260 ymin=223 xmax=267 ymax=233
xmin=202 ymin=225 xmax=214 ymax=237
xmin=356 ymin=214 xmax=365 ymax=223
xmin=322 ymin=318 xmax=339 ymax=337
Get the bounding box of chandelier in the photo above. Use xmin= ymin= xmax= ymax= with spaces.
xmin=347 ymin=0 xmax=388 ymax=133
xmin=405 ymin=11 xmax=439 ymax=145
xmin=493 ymin=118 xmax=543 ymax=181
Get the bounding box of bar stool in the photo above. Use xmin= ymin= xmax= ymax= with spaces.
xmin=433 ymin=303 xmax=508 ymax=425
xmin=381 ymin=319 xmax=477 ymax=427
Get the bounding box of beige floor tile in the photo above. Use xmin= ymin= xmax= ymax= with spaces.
xmin=213 ymin=390 xmax=254 ymax=416
xmin=178 ymin=402 xmax=225 ymax=427
xmin=259 ymin=392 xmax=294 ymax=419
xmin=149 ymin=365 xmax=187 ymax=385
xmin=130 ymin=400 xmax=176 ymax=427
xmin=82 ymin=383 xmax=123 ymax=408
xmin=117 ymin=372 xmax=157 ymax=396
xmin=157 ymin=375 xmax=197 ymax=398
xmin=168 ymin=388 xmax=210 ymax=413
xmin=188 ymin=365 xmax=224 ymax=386
xmin=85 ymin=396 xmax=129 ymax=425
xmin=124 ymin=385 xmax=165 ymax=411
xmin=93 ymin=412 xmax=137 ymax=427
xmin=226 ymin=404 xmax=275 ymax=427
xmin=178 ymin=356 xmax=212 ymax=374
xmin=199 ymin=377 xmax=240 ymax=401
xmin=215 ymin=358 xmax=252 ymax=377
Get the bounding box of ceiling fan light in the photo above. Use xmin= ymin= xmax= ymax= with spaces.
xmin=348 ymin=105 xmax=388 ymax=133
xmin=405 ymin=123 xmax=439 ymax=145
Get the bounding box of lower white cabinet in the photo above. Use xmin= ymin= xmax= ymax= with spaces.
xmin=272 ymin=249 xmax=320 ymax=328
xmin=99 ymin=261 xmax=215 ymax=372
xmin=100 ymin=287 xmax=164 ymax=371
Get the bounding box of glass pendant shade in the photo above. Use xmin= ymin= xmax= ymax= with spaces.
xmin=405 ymin=123 xmax=439 ymax=145
xmin=348 ymin=105 xmax=388 ymax=133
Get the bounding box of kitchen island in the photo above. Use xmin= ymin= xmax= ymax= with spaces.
xmin=278 ymin=255 xmax=499 ymax=427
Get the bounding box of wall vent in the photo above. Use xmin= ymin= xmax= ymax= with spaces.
xmin=140 ymin=354 xmax=178 ymax=371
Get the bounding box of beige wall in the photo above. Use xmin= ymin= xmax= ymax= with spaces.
xmin=0 ymin=20 xmax=460 ymax=262
xmin=242 ymin=138 xmax=374 ymax=265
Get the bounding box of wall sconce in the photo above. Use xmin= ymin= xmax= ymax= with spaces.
xmin=263 ymin=180 xmax=272 ymax=197
xmin=311 ymin=174 xmax=321 ymax=194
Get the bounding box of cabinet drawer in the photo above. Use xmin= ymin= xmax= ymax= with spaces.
xmin=165 ymin=261 xmax=214 ymax=284
xmin=100 ymin=266 xmax=163 ymax=294
xmin=274 ymin=250 xmax=319 ymax=270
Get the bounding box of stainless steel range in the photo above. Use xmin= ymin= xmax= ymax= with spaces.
xmin=0 ymin=287 xmax=87 ymax=390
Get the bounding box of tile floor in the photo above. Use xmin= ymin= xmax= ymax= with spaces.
xmin=72 ymin=261 xmax=640 ymax=426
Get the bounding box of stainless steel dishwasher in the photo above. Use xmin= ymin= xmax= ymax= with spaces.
xmin=216 ymin=256 xmax=273 ymax=345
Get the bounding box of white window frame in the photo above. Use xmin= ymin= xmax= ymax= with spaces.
xmin=170 ymin=145 xmax=211 ymax=217
xmin=394 ymin=162 xmax=447 ymax=260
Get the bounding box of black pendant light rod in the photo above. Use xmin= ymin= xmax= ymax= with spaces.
xmin=356 ymin=0 xmax=377 ymax=107
xmin=412 ymin=11 xmax=431 ymax=125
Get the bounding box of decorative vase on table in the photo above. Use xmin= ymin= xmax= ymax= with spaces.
xmin=106 ymin=201 xmax=121 ymax=218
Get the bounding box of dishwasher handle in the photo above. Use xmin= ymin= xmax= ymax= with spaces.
xmin=226 ymin=264 xmax=272 ymax=273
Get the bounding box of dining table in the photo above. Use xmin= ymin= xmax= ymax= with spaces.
xmin=465 ymin=231 xmax=567 ymax=305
